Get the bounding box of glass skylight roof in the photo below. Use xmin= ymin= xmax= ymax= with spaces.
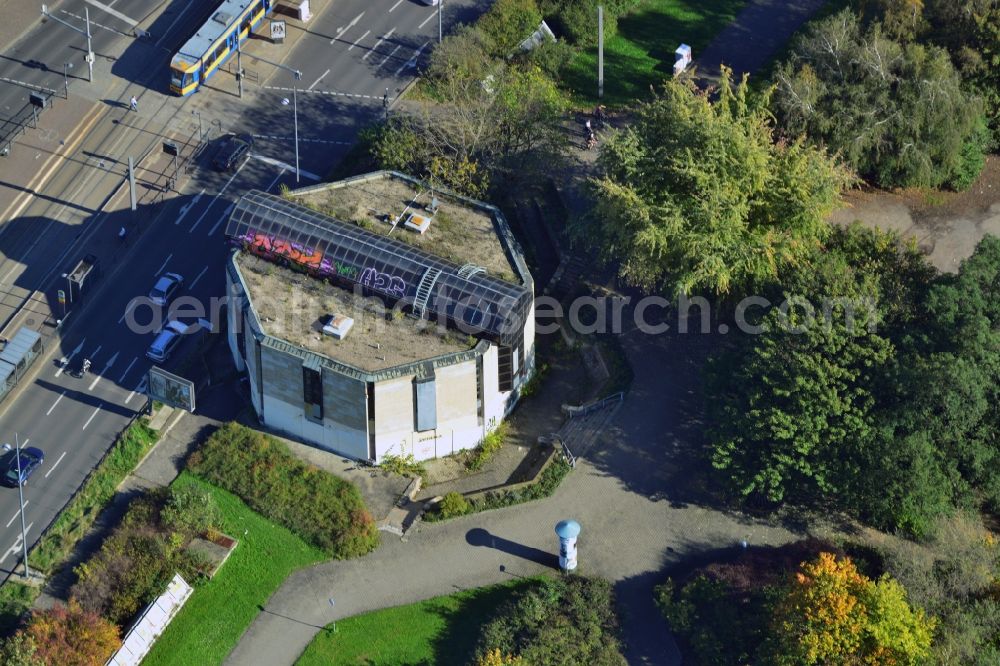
xmin=226 ymin=191 xmax=532 ymax=346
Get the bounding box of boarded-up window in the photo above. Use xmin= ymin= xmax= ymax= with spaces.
xmin=497 ymin=345 xmax=513 ymax=392
xmin=414 ymin=374 xmax=437 ymax=432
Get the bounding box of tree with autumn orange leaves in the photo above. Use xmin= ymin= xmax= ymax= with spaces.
xmin=766 ymin=552 xmax=935 ymax=665
xmin=24 ymin=600 xmax=120 ymax=666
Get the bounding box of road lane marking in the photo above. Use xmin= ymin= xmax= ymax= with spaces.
xmin=189 ymin=266 xmax=209 ymax=289
xmin=55 ymin=339 xmax=86 ymax=378
xmin=3 ymin=522 xmax=33 ymax=562
xmin=46 ymin=391 xmax=66 ymax=416
xmin=251 ymin=155 xmax=320 ymax=180
xmin=389 ymin=0 xmax=403 ymax=11
xmin=208 ymin=203 xmax=235 ymax=236
xmin=88 ymin=351 xmax=119 ymax=390
xmin=308 ymin=69 xmax=330 ymax=91
xmin=265 ymin=167 xmax=287 ymax=193
xmin=362 ymin=27 xmax=394 ymax=60
xmin=332 ymin=11 xmax=365 ymax=43
xmin=44 ymin=452 xmax=67 ymax=478
xmin=378 ymin=44 xmax=403 ymax=68
xmin=349 ymin=29 xmax=370 ymax=51
xmin=5 ymin=501 xmax=28 ymax=528
xmin=189 ymin=162 xmax=246 ymax=234
xmin=418 ymin=12 xmax=436 ymax=29
xmin=153 ymin=254 xmax=173 ymax=276
xmin=396 ymin=40 xmax=432 ymax=76
xmin=82 ymin=405 xmax=101 ymax=430
xmin=155 ymin=1 xmax=193 ymax=47
xmin=118 ymin=357 xmax=138 ymax=383
xmin=117 ymin=299 xmax=137 ymax=325
xmin=175 ymin=189 xmax=205 ymax=224
xmin=126 ymin=379 xmax=147 ymax=405
xmin=88 ymin=345 xmax=102 ymax=360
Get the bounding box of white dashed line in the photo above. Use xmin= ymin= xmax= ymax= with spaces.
xmin=362 ymin=27 xmax=394 ymax=60
xmin=396 ymin=40 xmax=431 ymax=76
xmin=208 ymin=203 xmax=235 ymax=236
xmin=332 ymin=11 xmax=365 ymax=43
xmin=153 ymin=254 xmax=173 ymax=276
xmin=46 ymin=391 xmax=66 ymax=416
xmin=378 ymin=43 xmax=403 ymax=68
xmin=5 ymin=501 xmax=27 ymax=528
xmin=308 ymin=68 xmax=330 ymax=91
xmin=82 ymin=405 xmax=101 ymax=430
xmin=418 ymin=12 xmax=436 ymax=29
xmin=45 ymin=452 xmax=66 ymax=478
xmin=118 ymin=357 xmax=138 ymax=383
xmin=389 ymin=0 xmax=403 ymax=11
xmin=190 ymin=266 xmax=209 ymax=289
xmin=349 ymin=29 xmax=370 ymax=51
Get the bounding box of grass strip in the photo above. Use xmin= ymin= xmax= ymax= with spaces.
xmin=296 ymin=577 xmax=541 ymax=666
xmin=30 ymin=419 xmax=158 ymax=575
xmin=141 ymin=473 xmax=326 ymax=666
xmin=562 ymin=0 xmax=747 ymax=107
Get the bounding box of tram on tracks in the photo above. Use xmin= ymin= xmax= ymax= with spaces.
xmin=169 ymin=0 xmax=276 ymax=96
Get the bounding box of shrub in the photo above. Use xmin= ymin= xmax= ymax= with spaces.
xmin=186 ymin=422 xmax=379 ymax=558
xmin=0 ymin=632 xmax=41 ymax=666
xmin=478 ymin=0 xmax=543 ymax=56
xmin=438 ymin=492 xmax=471 ymax=519
xmin=71 ymin=490 xmax=215 ymax=627
xmin=949 ymin=115 xmax=992 ymax=191
xmin=379 ymin=453 xmax=427 ymax=479
xmin=466 ymin=422 xmax=509 ymax=471
xmin=474 ymin=576 xmax=627 ymax=665
xmin=161 ymin=484 xmax=222 ymax=536
xmin=25 ymin=600 xmax=120 ymax=666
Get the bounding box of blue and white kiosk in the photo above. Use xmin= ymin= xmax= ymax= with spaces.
xmin=555 ymin=519 xmax=581 ymax=571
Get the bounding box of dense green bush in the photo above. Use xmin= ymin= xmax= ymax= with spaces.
xmin=478 ymin=0 xmax=543 ymax=56
xmin=438 ymin=492 xmax=470 ymax=519
xmin=71 ymin=487 xmax=218 ymax=627
xmin=475 ymin=576 xmax=627 ymax=665
xmin=186 ymin=422 xmax=379 ymax=558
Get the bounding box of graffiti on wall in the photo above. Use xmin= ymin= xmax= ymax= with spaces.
xmin=236 ymin=229 xmax=407 ymax=299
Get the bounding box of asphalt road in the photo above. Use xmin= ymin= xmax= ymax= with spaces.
xmin=0 ymin=0 xmax=487 ymax=578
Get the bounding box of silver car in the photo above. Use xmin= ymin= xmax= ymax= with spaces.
xmin=149 ymin=272 xmax=184 ymax=307
xmin=146 ymin=320 xmax=191 ymax=362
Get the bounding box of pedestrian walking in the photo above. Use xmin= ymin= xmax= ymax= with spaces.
xmin=129 ymin=95 xmax=138 ymax=112
xmin=585 ymin=118 xmax=592 ymax=134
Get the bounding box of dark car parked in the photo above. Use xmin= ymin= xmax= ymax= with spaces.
xmin=212 ymin=133 xmax=254 ymax=172
xmin=4 ymin=447 xmax=44 ymax=487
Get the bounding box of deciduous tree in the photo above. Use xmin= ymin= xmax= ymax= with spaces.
xmin=25 ymin=601 xmax=120 ymax=666
xmin=581 ymin=69 xmax=850 ymax=296
xmin=767 ymin=552 xmax=935 ymax=665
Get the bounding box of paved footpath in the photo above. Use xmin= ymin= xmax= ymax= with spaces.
xmin=225 ymin=319 xmax=805 ymax=666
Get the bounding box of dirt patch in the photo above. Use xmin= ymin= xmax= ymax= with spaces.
xmin=829 ymin=155 xmax=1000 ymax=273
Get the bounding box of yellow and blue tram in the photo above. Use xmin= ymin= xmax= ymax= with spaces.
xmin=169 ymin=0 xmax=276 ymax=96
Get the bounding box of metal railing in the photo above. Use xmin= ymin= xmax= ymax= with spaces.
xmin=562 ymin=391 xmax=624 ymax=418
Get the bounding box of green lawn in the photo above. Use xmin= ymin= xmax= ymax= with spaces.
xmin=562 ymin=0 xmax=747 ymax=107
xmin=141 ymin=473 xmax=327 ymax=666
xmin=296 ymin=578 xmax=543 ymax=666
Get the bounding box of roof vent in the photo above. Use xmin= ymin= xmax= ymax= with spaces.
xmin=213 ymin=12 xmax=232 ymax=25
xmin=321 ymin=314 xmax=354 ymax=339
xmin=404 ymin=212 xmax=432 ymax=234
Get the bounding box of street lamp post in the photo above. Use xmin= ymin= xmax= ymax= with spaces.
xmin=3 ymin=435 xmax=29 ymax=580
xmin=292 ymin=71 xmax=300 ymax=183
xmin=41 ymin=4 xmax=94 ymax=82
xmin=191 ymin=109 xmax=203 ymax=141
xmin=62 ymin=62 xmax=72 ymax=98
xmin=252 ymin=53 xmax=301 ymax=183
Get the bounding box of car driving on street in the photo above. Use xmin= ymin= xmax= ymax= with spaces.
xmin=148 ymin=272 xmax=184 ymax=307
xmin=212 ymin=133 xmax=254 ymax=172
xmin=3 ymin=447 xmax=44 ymax=487
xmin=146 ymin=320 xmax=193 ymax=363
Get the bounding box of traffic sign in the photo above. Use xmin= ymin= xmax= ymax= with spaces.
xmin=271 ymin=20 xmax=286 ymax=43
